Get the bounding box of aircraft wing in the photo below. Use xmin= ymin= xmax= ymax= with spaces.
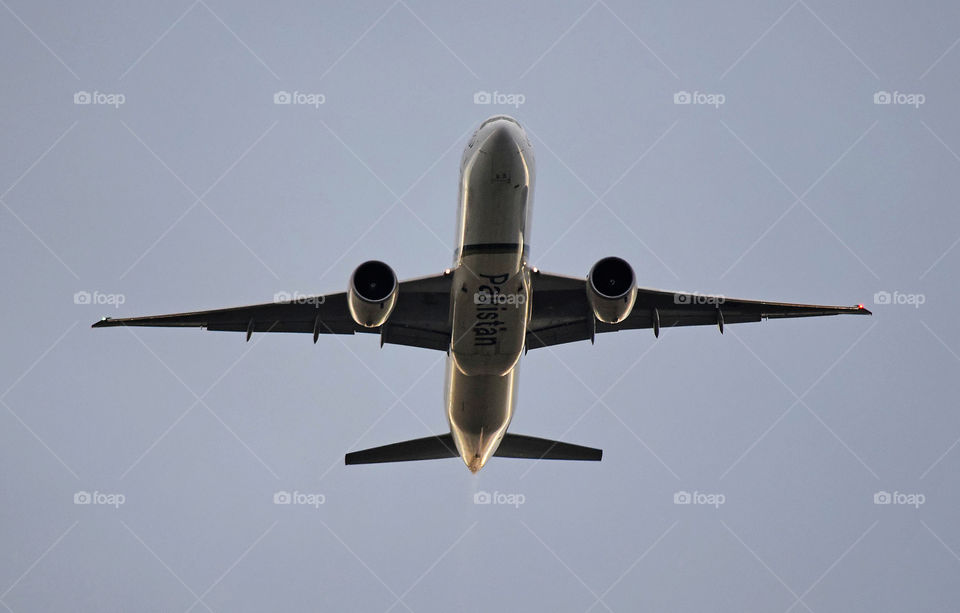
xmin=526 ymin=271 xmax=871 ymax=350
xmin=92 ymin=273 xmax=453 ymax=351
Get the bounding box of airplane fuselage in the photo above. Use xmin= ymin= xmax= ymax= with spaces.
xmin=445 ymin=116 xmax=535 ymax=472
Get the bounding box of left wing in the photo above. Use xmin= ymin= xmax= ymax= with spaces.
xmin=92 ymin=273 xmax=453 ymax=351
xmin=526 ymin=271 xmax=871 ymax=350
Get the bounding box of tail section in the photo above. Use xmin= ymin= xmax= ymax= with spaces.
xmin=345 ymin=433 xmax=602 ymax=466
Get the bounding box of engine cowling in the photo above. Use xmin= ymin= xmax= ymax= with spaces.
xmin=587 ymin=256 xmax=637 ymax=324
xmin=348 ymin=260 xmax=398 ymax=328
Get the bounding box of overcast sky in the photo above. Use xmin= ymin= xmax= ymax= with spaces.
xmin=2 ymin=1 xmax=959 ymax=611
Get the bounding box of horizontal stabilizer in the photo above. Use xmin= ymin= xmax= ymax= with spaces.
xmin=345 ymin=432 xmax=602 ymax=465
xmin=345 ymin=434 xmax=458 ymax=465
xmin=495 ymin=433 xmax=602 ymax=461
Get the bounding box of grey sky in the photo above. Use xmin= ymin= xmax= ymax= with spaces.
xmin=2 ymin=0 xmax=959 ymax=610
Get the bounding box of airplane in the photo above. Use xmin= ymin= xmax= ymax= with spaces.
xmin=94 ymin=115 xmax=871 ymax=473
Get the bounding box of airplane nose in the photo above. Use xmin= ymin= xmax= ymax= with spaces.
xmin=479 ymin=119 xmax=523 ymax=155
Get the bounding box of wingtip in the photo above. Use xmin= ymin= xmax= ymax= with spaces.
xmin=91 ymin=317 xmax=115 ymax=328
xmin=856 ymin=304 xmax=872 ymax=315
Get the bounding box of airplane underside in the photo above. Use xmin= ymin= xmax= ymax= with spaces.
xmin=92 ymin=115 xmax=871 ymax=473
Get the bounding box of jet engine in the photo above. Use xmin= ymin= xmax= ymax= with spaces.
xmin=587 ymin=256 xmax=637 ymax=324
xmin=348 ymin=260 xmax=398 ymax=328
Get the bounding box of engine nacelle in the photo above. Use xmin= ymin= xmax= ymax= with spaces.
xmin=348 ymin=260 xmax=398 ymax=328
xmin=587 ymin=256 xmax=637 ymax=324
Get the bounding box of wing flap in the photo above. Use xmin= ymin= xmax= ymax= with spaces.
xmin=379 ymin=324 xmax=450 ymax=351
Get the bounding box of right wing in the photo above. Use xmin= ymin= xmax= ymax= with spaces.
xmin=92 ymin=273 xmax=453 ymax=351
xmin=526 ymin=271 xmax=870 ymax=349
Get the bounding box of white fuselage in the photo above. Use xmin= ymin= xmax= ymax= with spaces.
xmin=445 ymin=116 xmax=535 ymax=472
